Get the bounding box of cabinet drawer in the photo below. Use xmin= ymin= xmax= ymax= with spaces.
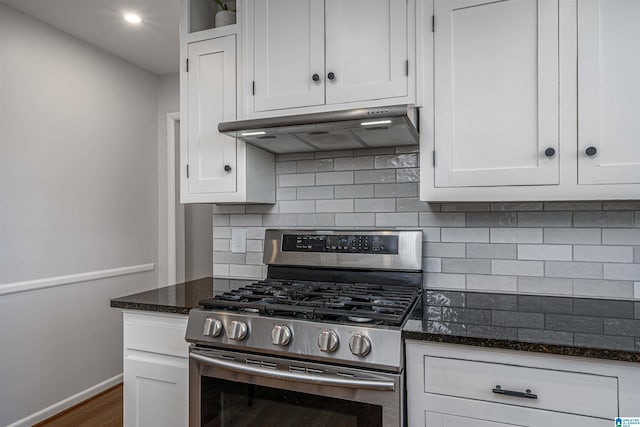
xmin=123 ymin=312 xmax=189 ymax=358
xmin=424 ymin=356 xmax=618 ymax=419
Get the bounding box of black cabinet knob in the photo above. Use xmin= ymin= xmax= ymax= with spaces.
xmin=585 ymin=146 xmax=598 ymax=157
xmin=312 ymin=73 xmax=320 ymax=82
xmin=544 ymin=147 xmax=556 ymax=157
xmin=327 ymin=72 xmax=335 ymax=81
xmin=224 ymin=164 xmax=232 ymax=172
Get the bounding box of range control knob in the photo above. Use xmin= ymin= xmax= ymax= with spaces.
xmin=349 ymin=333 xmax=371 ymax=357
xmin=271 ymin=325 xmax=292 ymax=346
xmin=318 ymin=330 xmax=339 ymax=353
xmin=228 ymin=320 xmax=248 ymax=341
xmin=202 ymin=318 xmax=223 ymax=337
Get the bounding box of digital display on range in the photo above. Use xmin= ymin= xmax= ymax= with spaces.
xmin=282 ymin=234 xmax=399 ymax=254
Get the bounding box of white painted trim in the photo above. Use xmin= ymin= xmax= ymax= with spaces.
xmin=166 ymin=112 xmax=180 ymax=286
xmin=0 ymin=263 xmax=155 ymax=296
xmin=7 ymin=374 xmax=123 ymax=427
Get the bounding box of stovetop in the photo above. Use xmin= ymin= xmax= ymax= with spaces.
xmin=198 ymin=279 xmax=422 ymax=327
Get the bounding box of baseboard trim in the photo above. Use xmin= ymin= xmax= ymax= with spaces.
xmin=0 ymin=263 xmax=155 ymax=296
xmin=7 ymin=374 xmax=123 ymax=427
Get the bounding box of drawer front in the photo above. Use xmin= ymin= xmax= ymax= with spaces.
xmin=424 ymin=356 xmax=618 ymax=419
xmin=124 ymin=312 xmax=189 ymax=358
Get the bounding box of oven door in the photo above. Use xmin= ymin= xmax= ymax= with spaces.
xmin=189 ymin=347 xmax=403 ymax=427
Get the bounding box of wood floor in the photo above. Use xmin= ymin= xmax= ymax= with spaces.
xmin=34 ymin=383 xmax=123 ymax=427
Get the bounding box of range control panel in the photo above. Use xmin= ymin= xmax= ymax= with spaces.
xmin=282 ymin=234 xmax=399 ymax=254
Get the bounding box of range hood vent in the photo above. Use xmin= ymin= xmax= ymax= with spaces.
xmin=218 ymin=105 xmax=419 ymax=154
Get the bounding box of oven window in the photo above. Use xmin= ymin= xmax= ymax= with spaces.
xmin=201 ymin=377 xmax=382 ymax=427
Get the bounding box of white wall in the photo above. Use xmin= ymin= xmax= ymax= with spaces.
xmin=157 ymin=73 xmax=180 ymax=287
xmin=0 ymin=4 xmax=159 ymax=425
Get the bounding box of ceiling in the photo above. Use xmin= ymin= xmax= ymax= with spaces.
xmin=1 ymin=0 xmax=180 ymax=74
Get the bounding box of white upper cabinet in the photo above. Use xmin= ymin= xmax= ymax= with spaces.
xmin=186 ymin=36 xmax=238 ymax=195
xmin=420 ymin=0 xmax=640 ymax=201
xmin=434 ymin=0 xmax=559 ymax=188
xmin=180 ymin=0 xmax=276 ymax=204
xmin=247 ymin=0 xmax=415 ymax=117
xmin=325 ymin=0 xmax=408 ymax=104
xmin=253 ymin=0 xmax=325 ymax=112
xmin=578 ymin=0 xmax=640 ymax=185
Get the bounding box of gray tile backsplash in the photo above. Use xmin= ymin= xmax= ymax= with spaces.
xmin=213 ymin=147 xmax=640 ymax=300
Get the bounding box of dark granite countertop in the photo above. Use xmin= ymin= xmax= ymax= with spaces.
xmin=403 ymin=290 xmax=640 ymax=363
xmin=110 ymin=277 xmax=254 ymax=315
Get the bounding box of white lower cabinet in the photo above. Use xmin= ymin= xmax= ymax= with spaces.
xmin=122 ymin=311 xmax=189 ymax=427
xmin=406 ymin=341 xmax=640 ymax=427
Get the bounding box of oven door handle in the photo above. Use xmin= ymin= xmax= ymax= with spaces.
xmin=189 ymin=351 xmax=396 ymax=391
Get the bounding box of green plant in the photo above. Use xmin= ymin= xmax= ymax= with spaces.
xmin=215 ymin=0 xmax=228 ymax=11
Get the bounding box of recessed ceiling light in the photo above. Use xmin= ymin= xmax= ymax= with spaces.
xmin=124 ymin=13 xmax=142 ymax=24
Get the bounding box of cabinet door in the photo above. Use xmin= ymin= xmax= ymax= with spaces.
xmin=434 ymin=0 xmax=559 ymax=188
xmin=325 ymin=0 xmax=408 ymax=104
xmin=124 ymin=355 xmax=188 ymax=427
xmin=187 ymin=36 xmax=237 ymax=194
xmin=578 ymin=0 xmax=640 ymax=185
xmin=253 ymin=0 xmax=325 ymax=111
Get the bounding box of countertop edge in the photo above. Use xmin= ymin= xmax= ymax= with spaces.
xmin=402 ymin=330 xmax=640 ymax=363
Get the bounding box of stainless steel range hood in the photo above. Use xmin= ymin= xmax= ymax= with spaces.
xmin=218 ymin=105 xmax=419 ymax=154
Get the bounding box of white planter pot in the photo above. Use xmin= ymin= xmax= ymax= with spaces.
xmin=215 ymin=10 xmax=236 ymax=28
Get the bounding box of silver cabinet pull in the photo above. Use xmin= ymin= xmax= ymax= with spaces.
xmin=492 ymin=385 xmax=538 ymax=399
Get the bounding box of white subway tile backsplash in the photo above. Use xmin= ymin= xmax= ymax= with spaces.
xmin=573 ymin=279 xmax=634 ymax=298
xmin=573 ymin=245 xmax=633 ymax=263
xmin=279 ymin=200 xmax=315 ymax=214
xmin=296 ymin=186 xmax=334 ymax=200
xmin=376 ymin=212 xmax=418 ymax=227
xmin=425 ymin=243 xmax=466 ymax=258
xmin=354 ymin=169 xmax=395 ymax=184
xmin=296 ymin=159 xmax=334 ymax=173
xmin=467 ymin=212 xmax=517 ymax=227
xmin=335 ymin=213 xmax=375 ymax=227
xmin=574 ymin=211 xmax=635 ymax=228
xmin=491 ymin=228 xmax=542 ymax=243
xmin=214 ymin=151 xmax=638 ymax=300
xmin=334 ymin=156 xmax=373 ymax=171
xmin=246 ymin=239 xmax=263 ymax=252
xmin=316 ymin=199 xmax=353 ymax=213
xmin=518 ymin=212 xmax=572 ymax=227
xmin=334 ymin=184 xmax=374 ymax=199
xmin=518 ymin=244 xmax=572 ymax=261
xmin=230 ymin=214 xmax=262 ymax=226
xmin=442 ymin=258 xmax=491 ymax=274
xmin=602 ymin=229 xmax=640 ymax=245
xmin=297 ymin=213 xmax=335 ymax=226
xmin=374 ymin=183 xmax=418 ymax=197
xmin=396 ymin=168 xmax=420 ymax=182
xmin=467 ymin=274 xmax=518 ymax=292
xmin=544 ymin=228 xmax=601 ymax=244
xmin=424 ymin=273 xmax=466 ymax=289
xmin=517 ymin=277 xmax=573 ymax=295
xmin=492 ymin=260 xmax=544 ymax=277
xmin=355 ymin=198 xmax=396 ymax=212
xmin=546 ymin=261 xmax=603 ymax=279
xmin=442 ymin=228 xmax=489 ymax=243
xmin=544 ymin=202 xmax=602 ymax=211
xmin=316 ymin=171 xmax=353 ymax=185
xmin=374 ymin=153 xmax=418 ymax=169
xmin=419 ymin=212 xmax=466 ymax=227
xmin=279 ymin=173 xmax=315 ymax=187
xmin=423 ymin=258 xmax=442 ymax=273
xmin=603 ymin=263 xmax=640 ymax=281
xmin=466 ymin=243 xmax=516 ymax=259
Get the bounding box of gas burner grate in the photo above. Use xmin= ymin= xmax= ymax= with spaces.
xmin=199 ymin=279 xmax=421 ymax=326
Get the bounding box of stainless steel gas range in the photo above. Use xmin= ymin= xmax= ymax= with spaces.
xmin=185 ymin=229 xmax=423 ymax=427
